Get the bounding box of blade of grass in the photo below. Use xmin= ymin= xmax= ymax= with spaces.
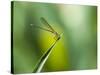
xmin=33 ymin=38 xmax=60 ymax=73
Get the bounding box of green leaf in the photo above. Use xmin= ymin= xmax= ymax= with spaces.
xmin=33 ymin=39 xmax=60 ymax=73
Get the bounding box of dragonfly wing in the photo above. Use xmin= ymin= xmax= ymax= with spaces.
xmin=30 ymin=24 xmax=53 ymax=33
xmin=40 ymin=17 xmax=55 ymax=32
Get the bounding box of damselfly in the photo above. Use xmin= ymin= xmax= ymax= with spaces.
xmin=30 ymin=17 xmax=61 ymax=41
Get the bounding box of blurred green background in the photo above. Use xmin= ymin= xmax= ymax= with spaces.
xmin=12 ymin=1 xmax=97 ymax=74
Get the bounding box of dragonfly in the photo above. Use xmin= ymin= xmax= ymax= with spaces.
xmin=30 ymin=17 xmax=61 ymax=41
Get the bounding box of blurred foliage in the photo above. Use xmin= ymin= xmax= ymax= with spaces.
xmin=12 ymin=1 xmax=97 ymax=74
